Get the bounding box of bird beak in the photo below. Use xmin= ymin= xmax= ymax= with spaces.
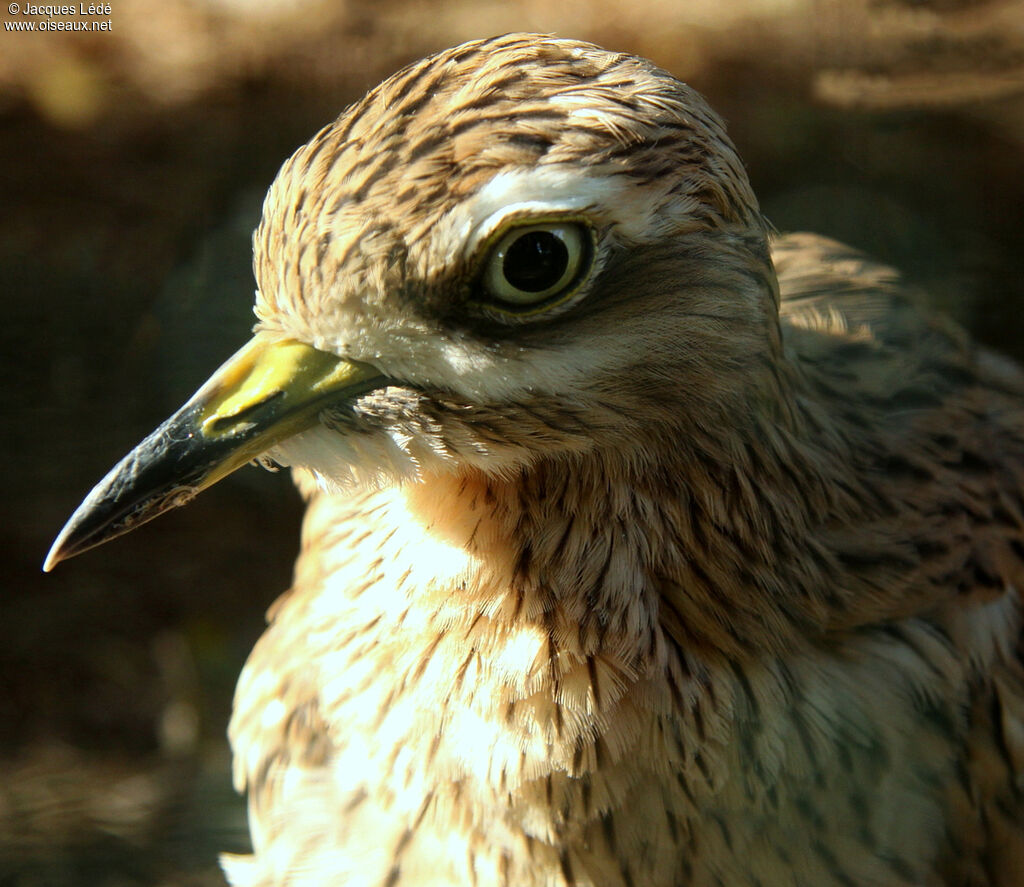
xmin=43 ymin=333 xmax=383 ymax=572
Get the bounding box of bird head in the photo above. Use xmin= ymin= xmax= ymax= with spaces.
xmin=45 ymin=33 xmax=778 ymax=570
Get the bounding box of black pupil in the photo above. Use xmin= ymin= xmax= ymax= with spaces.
xmin=503 ymin=231 xmax=569 ymax=293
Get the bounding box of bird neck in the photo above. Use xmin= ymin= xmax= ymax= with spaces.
xmin=400 ymin=386 xmax=854 ymax=668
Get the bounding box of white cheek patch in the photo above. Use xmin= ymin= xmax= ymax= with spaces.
xmin=267 ymin=424 xmax=423 ymax=493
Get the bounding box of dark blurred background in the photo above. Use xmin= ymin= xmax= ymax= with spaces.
xmin=2 ymin=0 xmax=1023 ymax=883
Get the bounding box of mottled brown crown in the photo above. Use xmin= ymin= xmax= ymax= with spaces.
xmin=252 ymin=34 xmax=766 ymax=340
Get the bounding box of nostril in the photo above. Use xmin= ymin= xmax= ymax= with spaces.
xmin=204 ymin=389 xmax=286 ymax=436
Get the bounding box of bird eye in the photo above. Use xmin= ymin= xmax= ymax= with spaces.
xmin=479 ymin=222 xmax=592 ymax=313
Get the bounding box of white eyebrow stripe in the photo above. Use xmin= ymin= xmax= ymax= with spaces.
xmin=444 ymin=165 xmax=674 ymax=261
xmin=457 ymin=168 xmax=613 ymax=252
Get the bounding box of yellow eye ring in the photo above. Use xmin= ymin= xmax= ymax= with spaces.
xmin=478 ymin=221 xmax=593 ymax=315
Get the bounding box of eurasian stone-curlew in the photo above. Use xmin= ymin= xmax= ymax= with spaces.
xmin=46 ymin=33 xmax=1024 ymax=887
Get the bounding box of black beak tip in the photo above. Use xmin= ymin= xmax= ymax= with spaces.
xmin=42 ymin=540 xmax=64 ymax=573
xmin=43 ymin=532 xmax=73 ymax=573
xmin=42 ymin=500 xmax=109 ymax=573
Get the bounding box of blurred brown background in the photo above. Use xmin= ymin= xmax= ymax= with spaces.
xmin=2 ymin=0 xmax=1023 ymax=884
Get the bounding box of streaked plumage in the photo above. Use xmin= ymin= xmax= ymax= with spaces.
xmin=47 ymin=34 xmax=1024 ymax=887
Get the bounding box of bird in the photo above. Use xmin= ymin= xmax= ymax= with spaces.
xmin=45 ymin=32 xmax=1024 ymax=887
